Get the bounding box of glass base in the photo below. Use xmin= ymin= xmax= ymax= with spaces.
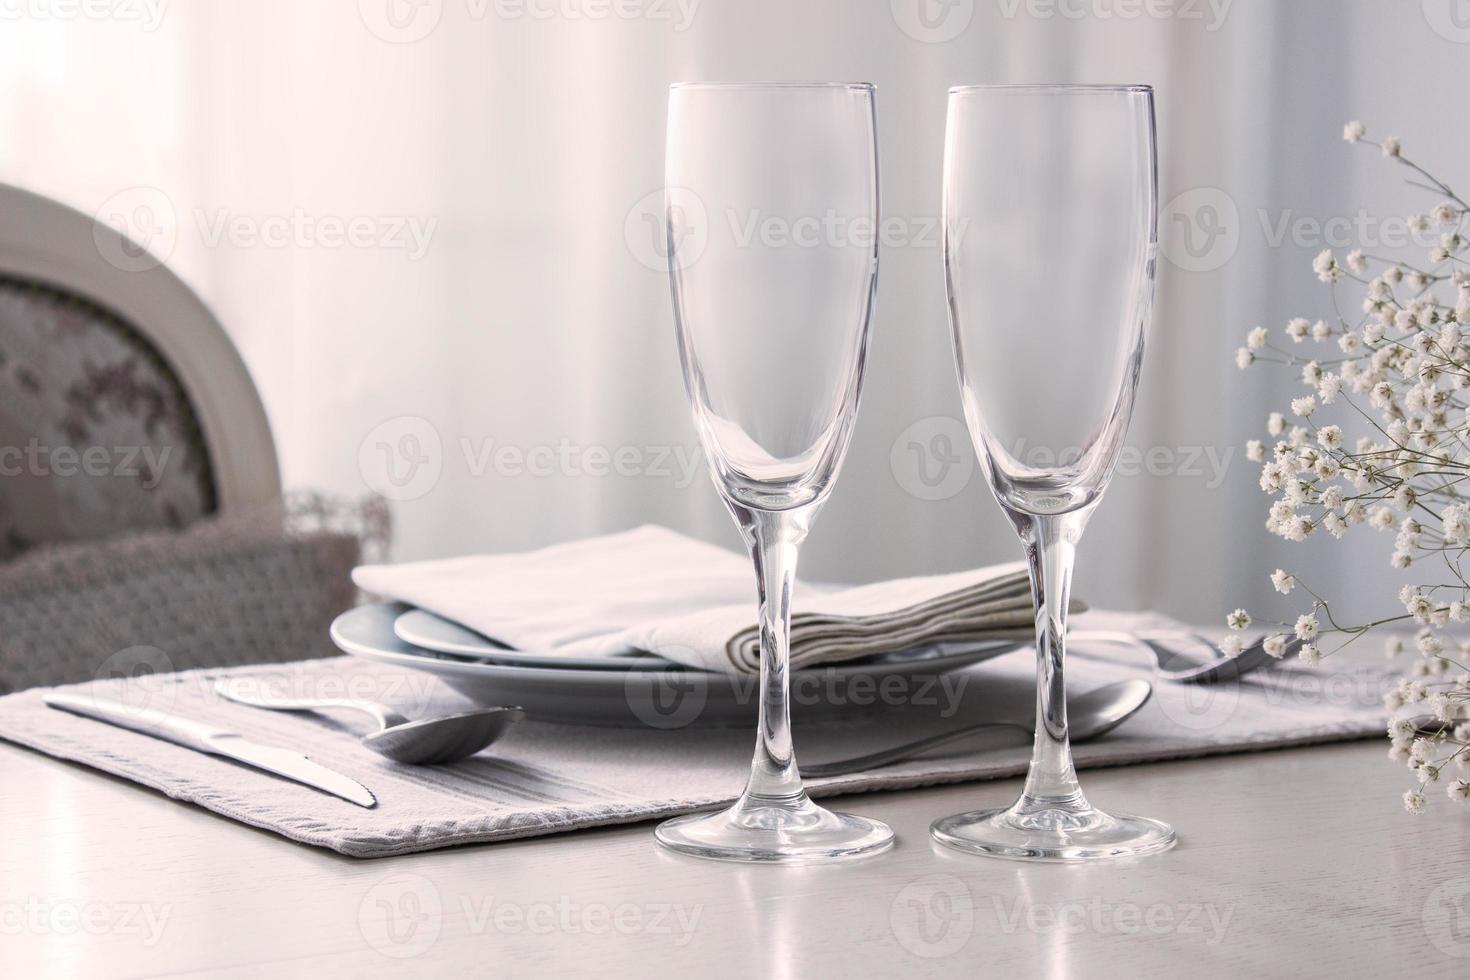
xmin=655 ymin=795 xmax=894 ymax=864
xmin=930 ymin=799 xmax=1176 ymax=863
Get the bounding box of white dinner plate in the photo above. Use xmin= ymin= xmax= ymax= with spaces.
xmin=393 ymin=608 xmax=671 ymax=670
xmin=332 ymin=603 xmax=1023 ymax=727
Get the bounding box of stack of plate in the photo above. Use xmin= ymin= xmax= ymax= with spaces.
xmin=331 ymin=603 xmax=1019 ymax=728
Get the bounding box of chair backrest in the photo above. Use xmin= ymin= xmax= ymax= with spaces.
xmin=0 ymin=183 xmax=280 ymax=560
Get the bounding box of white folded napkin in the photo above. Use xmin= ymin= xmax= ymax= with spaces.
xmin=352 ymin=525 xmax=1066 ymax=674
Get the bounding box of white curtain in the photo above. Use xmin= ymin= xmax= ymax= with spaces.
xmin=3 ymin=0 xmax=1463 ymax=624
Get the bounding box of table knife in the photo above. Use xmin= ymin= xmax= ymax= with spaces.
xmin=43 ymin=692 xmax=377 ymax=808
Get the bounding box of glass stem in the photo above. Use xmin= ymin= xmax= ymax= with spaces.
xmin=1014 ymin=508 xmax=1092 ymax=813
xmin=734 ymin=504 xmax=811 ymax=807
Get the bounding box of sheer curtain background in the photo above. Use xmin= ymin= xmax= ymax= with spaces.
xmin=2 ymin=0 xmax=1465 ymax=624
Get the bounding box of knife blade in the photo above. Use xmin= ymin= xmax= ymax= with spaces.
xmin=43 ymin=692 xmax=376 ymax=808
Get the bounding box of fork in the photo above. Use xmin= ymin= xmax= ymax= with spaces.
xmin=1070 ymin=629 xmax=1302 ymax=684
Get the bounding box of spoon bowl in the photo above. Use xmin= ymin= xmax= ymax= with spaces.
xmin=215 ymin=679 xmax=524 ymax=765
xmin=362 ymin=707 xmax=524 ymax=764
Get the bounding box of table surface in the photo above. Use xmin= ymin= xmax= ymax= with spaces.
xmin=3 ymin=737 xmax=1469 ymax=979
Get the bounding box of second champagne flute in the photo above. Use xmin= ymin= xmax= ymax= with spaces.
xmin=931 ymin=84 xmax=1176 ymax=861
xmin=655 ymin=82 xmax=893 ymax=863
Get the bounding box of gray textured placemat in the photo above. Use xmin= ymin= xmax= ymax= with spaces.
xmin=0 ymin=633 xmax=1391 ymax=858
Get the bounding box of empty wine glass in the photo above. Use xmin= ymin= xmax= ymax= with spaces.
xmin=655 ymin=81 xmax=893 ymax=863
xmin=931 ymin=84 xmax=1175 ymax=861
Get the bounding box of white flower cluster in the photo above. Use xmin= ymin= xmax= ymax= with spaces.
xmin=1235 ymin=124 xmax=1470 ymax=813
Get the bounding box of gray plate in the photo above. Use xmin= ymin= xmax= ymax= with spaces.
xmin=333 ymin=603 xmax=1022 ymax=727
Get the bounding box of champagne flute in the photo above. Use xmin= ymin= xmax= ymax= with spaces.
xmin=655 ymin=82 xmax=893 ymax=863
xmin=931 ymin=84 xmax=1176 ymax=861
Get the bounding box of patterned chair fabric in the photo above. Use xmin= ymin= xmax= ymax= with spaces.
xmin=0 ymin=275 xmax=215 ymax=562
xmin=0 ymin=264 xmax=388 ymax=693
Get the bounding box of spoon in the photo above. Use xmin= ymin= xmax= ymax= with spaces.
xmin=214 ymin=680 xmax=524 ymax=764
xmin=802 ymin=680 xmax=1152 ymax=779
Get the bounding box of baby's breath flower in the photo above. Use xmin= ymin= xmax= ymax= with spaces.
xmin=1313 ymin=252 xmax=1341 ymax=284
xmin=1236 ymin=348 xmax=1254 ymax=370
xmin=1232 ymin=135 xmax=1470 ymax=816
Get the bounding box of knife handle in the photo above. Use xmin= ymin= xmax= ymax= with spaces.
xmin=43 ymin=692 xmax=229 ymax=754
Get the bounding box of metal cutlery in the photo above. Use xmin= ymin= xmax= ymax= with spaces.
xmin=215 ymin=680 xmax=524 ymax=764
xmin=803 ymin=680 xmax=1153 ymax=778
xmin=1072 ymin=630 xmax=1301 ymax=683
xmin=43 ymin=692 xmax=376 ymax=807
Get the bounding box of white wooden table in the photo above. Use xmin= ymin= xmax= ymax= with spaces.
xmin=3 ymin=737 xmax=1467 ymax=978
